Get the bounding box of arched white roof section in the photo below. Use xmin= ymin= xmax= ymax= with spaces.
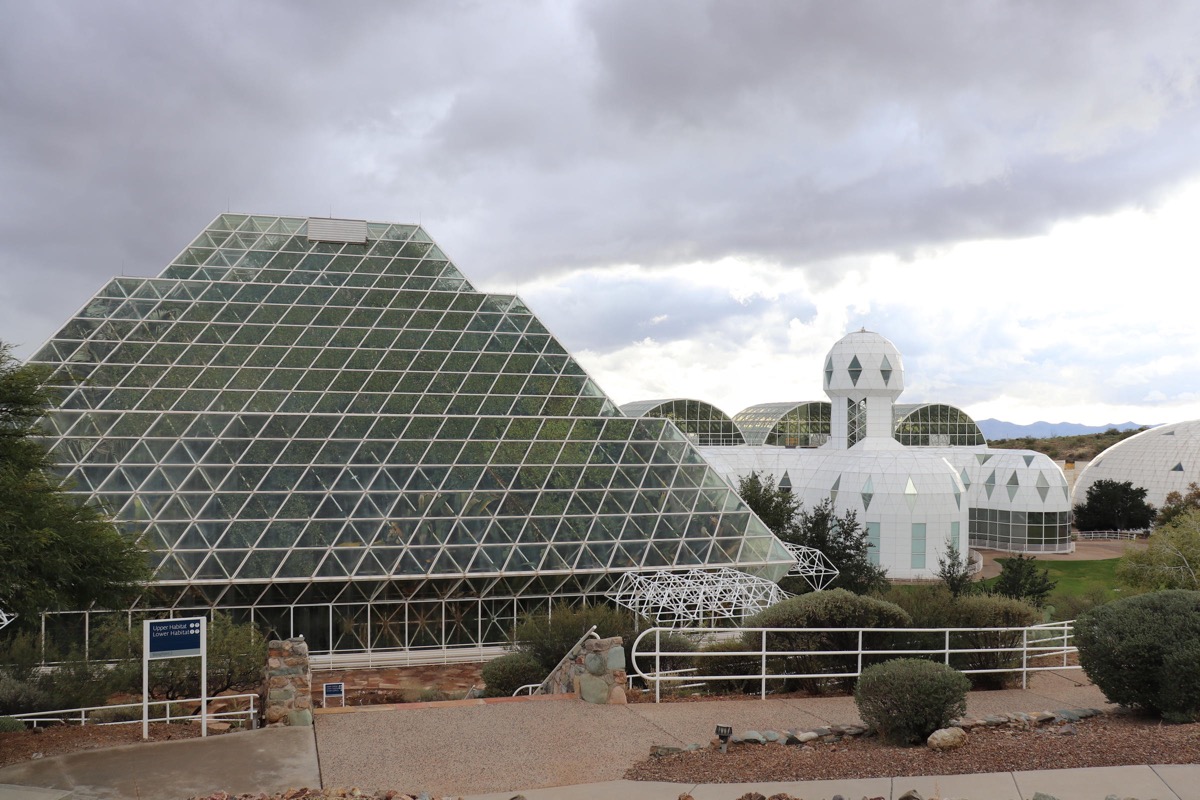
xmin=893 ymin=403 xmax=986 ymax=447
xmin=619 ymin=398 xmax=745 ymax=446
xmin=732 ymin=401 xmax=831 ymax=447
xmin=1072 ymin=421 xmax=1200 ymax=509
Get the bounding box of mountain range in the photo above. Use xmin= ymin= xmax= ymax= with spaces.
xmin=976 ymin=419 xmax=1153 ymax=440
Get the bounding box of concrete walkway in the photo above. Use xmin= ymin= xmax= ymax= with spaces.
xmin=313 ymin=668 xmax=1125 ymax=797
xmin=2 ymin=670 xmax=1196 ymax=800
xmin=0 ymin=726 xmax=319 ymax=800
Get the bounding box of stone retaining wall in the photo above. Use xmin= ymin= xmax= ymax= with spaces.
xmin=542 ymin=635 xmax=627 ymax=704
xmin=263 ymin=636 xmax=313 ymax=726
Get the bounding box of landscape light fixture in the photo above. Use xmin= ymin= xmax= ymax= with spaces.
xmin=715 ymin=724 xmax=733 ymax=753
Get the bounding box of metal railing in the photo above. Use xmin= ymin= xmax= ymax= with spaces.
xmin=10 ymin=693 xmax=259 ymax=729
xmin=631 ymin=622 xmax=1078 ymax=702
xmin=1077 ymin=530 xmax=1147 ymax=540
xmin=310 ymin=644 xmax=507 ymax=671
xmin=511 ymin=624 xmax=599 ymax=697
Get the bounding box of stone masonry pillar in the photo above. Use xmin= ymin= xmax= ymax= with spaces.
xmin=263 ymin=636 xmax=312 ymax=726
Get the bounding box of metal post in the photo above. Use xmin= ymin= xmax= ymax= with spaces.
xmin=142 ymin=622 xmax=149 ymax=740
xmin=655 ymin=629 xmax=662 ymax=704
xmin=1021 ymin=628 xmax=1028 ymax=690
xmin=201 ymin=615 xmax=208 ymax=737
xmin=944 ymin=630 xmax=950 ymax=665
xmin=760 ymin=629 xmax=767 ymax=700
xmin=857 ymin=629 xmax=863 ymax=676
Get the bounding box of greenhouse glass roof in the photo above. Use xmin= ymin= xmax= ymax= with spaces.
xmin=29 ymin=215 xmax=792 ymax=609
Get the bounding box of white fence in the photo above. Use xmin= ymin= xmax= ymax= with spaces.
xmin=631 ymin=622 xmax=1078 ymax=702
xmin=1077 ymin=530 xmax=1147 ymax=540
xmin=10 ymin=693 xmax=259 ymax=729
xmin=309 ymin=644 xmax=506 ymax=671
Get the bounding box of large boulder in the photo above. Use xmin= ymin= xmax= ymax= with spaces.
xmin=927 ymin=726 xmax=967 ymax=751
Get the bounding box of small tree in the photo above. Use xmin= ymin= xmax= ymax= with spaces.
xmin=1156 ymin=482 xmax=1200 ymax=527
xmin=1073 ymin=479 xmax=1155 ymax=532
xmin=936 ymin=537 xmax=974 ymax=598
xmin=992 ymin=554 xmax=1056 ymax=608
xmin=1118 ymin=508 xmax=1200 ymax=591
xmin=0 ymin=344 xmax=149 ymax=625
xmin=737 ymin=472 xmax=888 ymax=595
xmin=795 ymin=500 xmax=890 ymax=595
xmin=736 ymin=471 xmax=800 ymax=539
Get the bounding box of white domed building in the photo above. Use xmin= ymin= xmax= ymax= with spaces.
xmin=623 ymin=330 xmax=1073 ymax=579
xmin=1072 ymin=421 xmax=1200 ymax=511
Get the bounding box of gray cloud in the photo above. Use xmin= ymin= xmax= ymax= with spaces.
xmin=3 ymin=0 xmax=1200 ymax=388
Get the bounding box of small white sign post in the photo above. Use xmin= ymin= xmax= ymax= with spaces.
xmin=143 ymin=617 xmax=207 ymax=740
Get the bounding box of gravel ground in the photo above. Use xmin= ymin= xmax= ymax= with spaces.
xmin=625 ymin=714 xmax=1200 ymax=784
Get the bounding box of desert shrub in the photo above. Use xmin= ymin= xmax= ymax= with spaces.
xmin=510 ymin=603 xmax=638 ymax=672
xmin=881 ymin=588 xmax=1039 ymax=688
xmin=88 ymin=704 xmax=143 ymax=724
xmin=481 ymin=652 xmax=546 ymax=698
xmin=0 ymin=716 xmax=26 ymax=733
xmin=1048 ymin=586 xmax=1111 ymax=622
xmin=1075 ymin=590 xmax=1200 ymax=722
xmin=880 ymin=585 xmax=959 ymax=628
xmin=743 ymin=589 xmax=911 ymax=692
xmin=943 ymin=594 xmax=1040 ymax=689
xmin=0 ymin=675 xmax=50 ymax=715
xmin=416 ymin=689 xmax=450 ymax=703
xmin=697 ymin=638 xmax=761 ymax=695
xmin=854 ymin=658 xmax=970 ymax=745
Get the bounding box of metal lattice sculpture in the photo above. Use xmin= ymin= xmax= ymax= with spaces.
xmin=0 ymin=608 xmax=15 ymax=633
xmin=607 ymin=567 xmax=788 ymax=627
xmin=782 ymin=543 xmax=839 ymax=591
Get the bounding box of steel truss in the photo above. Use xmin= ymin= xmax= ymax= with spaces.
xmin=781 ymin=542 xmax=840 ymax=591
xmin=606 ymin=567 xmax=788 ymax=627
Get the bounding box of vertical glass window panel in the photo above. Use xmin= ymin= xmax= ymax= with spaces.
xmin=911 ymin=523 xmax=927 ymax=569
xmin=866 ymin=521 xmax=881 ymax=565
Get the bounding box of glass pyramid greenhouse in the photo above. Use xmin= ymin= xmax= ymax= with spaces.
xmin=29 ymin=214 xmax=792 ymax=654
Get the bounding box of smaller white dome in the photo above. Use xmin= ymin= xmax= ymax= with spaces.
xmin=824 ymin=329 xmax=904 ymax=399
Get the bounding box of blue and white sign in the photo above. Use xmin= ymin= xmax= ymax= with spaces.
xmin=143 ymin=616 xmax=208 ymax=740
xmin=146 ymin=618 xmax=204 ymax=659
xmin=323 ymin=682 xmax=345 ymax=707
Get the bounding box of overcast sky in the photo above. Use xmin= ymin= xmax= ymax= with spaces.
xmin=3 ymin=1 xmax=1200 ymax=426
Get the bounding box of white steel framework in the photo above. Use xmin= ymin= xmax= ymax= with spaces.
xmin=606 ymin=567 xmax=787 ymax=627
xmin=781 ymin=542 xmax=839 ymax=591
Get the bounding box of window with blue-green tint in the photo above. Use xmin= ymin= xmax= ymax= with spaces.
xmin=866 ymin=521 xmax=881 ymax=565
xmin=911 ymin=523 xmax=926 ymax=569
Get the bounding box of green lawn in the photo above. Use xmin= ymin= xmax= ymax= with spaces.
xmin=984 ymin=557 xmax=1127 ymax=612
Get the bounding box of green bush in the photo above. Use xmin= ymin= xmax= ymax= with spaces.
xmin=0 ymin=716 xmax=26 ymax=733
xmin=854 ymin=658 xmax=970 ymax=745
xmin=510 ymin=603 xmax=638 ymax=672
xmin=743 ymin=589 xmax=912 ymax=692
xmin=481 ymin=652 xmax=546 ymax=698
xmin=1075 ymin=590 xmax=1200 ymax=722
xmin=87 ymin=705 xmax=143 ymax=724
xmin=697 ymin=639 xmax=761 ymax=695
xmin=880 ymin=587 xmax=1040 ymax=688
xmin=0 ymin=674 xmax=51 ymax=715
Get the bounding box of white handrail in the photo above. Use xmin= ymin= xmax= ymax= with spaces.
xmin=512 ymin=624 xmax=600 ymax=697
xmin=10 ymin=693 xmax=259 ymax=729
xmin=632 ymin=622 xmax=1078 ymax=702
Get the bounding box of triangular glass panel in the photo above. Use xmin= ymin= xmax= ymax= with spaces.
xmin=848 ymin=355 xmax=862 ymax=386
xmin=860 ymin=476 xmax=874 ymax=510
